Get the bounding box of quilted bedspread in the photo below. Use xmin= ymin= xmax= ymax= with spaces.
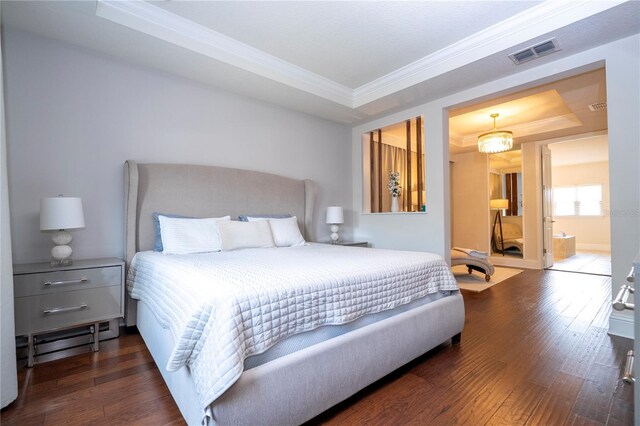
xmin=127 ymin=244 xmax=458 ymax=414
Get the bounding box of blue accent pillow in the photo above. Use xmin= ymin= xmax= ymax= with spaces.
xmin=152 ymin=212 xmax=193 ymax=252
xmin=238 ymin=214 xmax=291 ymax=222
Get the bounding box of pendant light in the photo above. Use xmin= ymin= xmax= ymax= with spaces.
xmin=477 ymin=113 xmax=513 ymax=154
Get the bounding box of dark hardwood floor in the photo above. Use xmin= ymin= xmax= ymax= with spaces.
xmin=1 ymin=269 xmax=633 ymax=425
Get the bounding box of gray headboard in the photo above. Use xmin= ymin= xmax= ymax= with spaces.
xmin=123 ymin=160 xmax=316 ymax=325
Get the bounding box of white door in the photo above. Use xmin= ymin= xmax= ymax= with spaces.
xmin=541 ymin=145 xmax=554 ymax=268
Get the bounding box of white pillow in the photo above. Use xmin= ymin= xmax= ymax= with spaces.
xmin=159 ymin=215 xmax=230 ymax=255
xmin=247 ymin=216 xmax=305 ymax=247
xmin=218 ymin=220 xmax=275 ymax=251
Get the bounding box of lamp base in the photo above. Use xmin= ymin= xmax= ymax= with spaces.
xmin=50 ymin=231 xmax=73 ymax=266
xmin=330 ymin=224 xmax=340 ymax=244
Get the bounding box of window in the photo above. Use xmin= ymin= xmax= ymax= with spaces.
xmin=553 ymin=185 xmax=602 ymax=216
xmin=362 ymin=117 xmax=425 ymax=213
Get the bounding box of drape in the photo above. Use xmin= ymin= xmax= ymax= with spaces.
xmin=381 ymin=145 xmax=408 ymax=212
xmin=0 ymin=5 xmax=18 ymax=407
xmin=371 ymin=142 xmax=421 ymax=212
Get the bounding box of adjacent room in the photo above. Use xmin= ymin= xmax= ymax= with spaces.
xmin=449 ymin=68 xmax=609 ymax=271
xmin=1 ymin=2 xmax=639 ymax=426
xmin=548 ymin=135 xmax=612 ymax=275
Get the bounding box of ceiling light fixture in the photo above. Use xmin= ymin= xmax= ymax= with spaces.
xmin=477 ymin=113 xmax=513 ymax=154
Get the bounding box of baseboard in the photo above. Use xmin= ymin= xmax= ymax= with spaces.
xmin=608 ymin=312 xmax=634 ymax=339
xmin=576 ymin=243 xmax=611 ymax=252
xmin=489 ymin=256 xmax=541 ymax=270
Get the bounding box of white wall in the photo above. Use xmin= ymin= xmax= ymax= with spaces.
xmin=0 ymin=11 xmax=18 ymax=408
xmin=520 ymin=142 xmax=542 ymax=268
xmin=552 ymin=161 xmax=611 ymax=251
xmin=4 ymin=29 xmax=352 ymax=263
xmin=450 ymin=151 xmax=490 ymax=252
xmin=603 ymin=36 xmax=640 ymax=338
xmin=351 ymin=106 xmax=449 ymax=253
xmin=352 ymin=34 xmax=639 ymax=338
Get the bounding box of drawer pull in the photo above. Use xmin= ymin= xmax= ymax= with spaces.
xmin=43 ymin=304 xmax=88 ymax=315
xmin=43 ymin=277 xmax=88 ymax=287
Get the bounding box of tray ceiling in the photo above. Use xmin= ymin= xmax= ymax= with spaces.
xmin=1 ymin=1 xmax=638 ymax=124
xmin=449 ymin=68 xmax=608 ymax=154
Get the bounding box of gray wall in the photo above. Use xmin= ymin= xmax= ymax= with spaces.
xmin=4 ymin=29 xmax=352 ymax=263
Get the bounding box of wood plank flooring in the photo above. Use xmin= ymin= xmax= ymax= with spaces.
xmin=550 ymin=250 xmax=612 ymax=276
xmin=1 ymin=269 xmax=633 ymax=425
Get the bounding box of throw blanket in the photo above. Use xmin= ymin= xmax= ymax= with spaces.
xmin=127 ymin=244 xmax=458 ymax=417
xmin=452 ymin=246 xmax=489 ymax=259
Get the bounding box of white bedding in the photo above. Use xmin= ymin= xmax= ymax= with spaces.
xmin=127 ymin=244 xmax=458 ymax=416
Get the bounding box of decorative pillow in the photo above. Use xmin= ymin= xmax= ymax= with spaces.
xmin=153 ymin=212 xmax=193 ymax=252
xmin=247 ymin=216 xmax=305 ymax=247
xmin=158 ymin=215 xmax=230 ymax=255
xmin=218 ymin=220 xmax=275 ymax=251
xmin=238 ymin=213 xmax=291 ymax=222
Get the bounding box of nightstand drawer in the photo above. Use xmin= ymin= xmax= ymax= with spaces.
xmin=14 ymin=265 xmax=122 ymax=298
xmin=14 ymin=285 xmax=122 ymax=335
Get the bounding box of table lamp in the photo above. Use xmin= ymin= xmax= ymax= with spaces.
xmin=40 ymin=196 xmax=85 ymax=266
xmin=326 ymin=206 xmax=344 ymax=244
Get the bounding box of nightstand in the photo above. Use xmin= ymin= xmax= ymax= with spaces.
xmin=13 ymin=257 xmax=124 ymax=366
xmin=322 ymin=241 xmax=369 ymax=247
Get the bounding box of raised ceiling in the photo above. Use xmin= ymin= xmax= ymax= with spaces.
xmin=2 ymin=1 xmax=638 ymax=124
xmin=153 ymin=1 xmax=542 ymax=88
xmin=449 ymin=68 xmax=608 ymax=155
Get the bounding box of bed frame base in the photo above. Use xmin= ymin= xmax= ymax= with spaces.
xmin=137 ymin=293 xmax=464 ymax=425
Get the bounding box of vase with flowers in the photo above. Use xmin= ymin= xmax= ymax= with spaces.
xmin=387 ymin=171 xmax=402 ymax=212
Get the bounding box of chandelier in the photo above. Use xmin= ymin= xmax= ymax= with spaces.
xmin=477 ymin=113 xmax=513 ymax=154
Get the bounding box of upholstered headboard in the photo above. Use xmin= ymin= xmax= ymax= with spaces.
xmin=123 ymin=160 xmax=316 ymax=325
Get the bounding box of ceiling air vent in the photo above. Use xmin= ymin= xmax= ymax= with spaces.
xmin=509 ymin=38 xmax=560 ymax=65
xmin=588 ymin=101 xmax=607 ymax=112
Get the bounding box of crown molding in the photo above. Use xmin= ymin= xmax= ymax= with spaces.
xmin=352 ymin=0 xmax=626 ymax=108
xmin=95 ymin=0 xmax=354 ymax=107
xmin=96 ymin=0 xmax=626 ymax=110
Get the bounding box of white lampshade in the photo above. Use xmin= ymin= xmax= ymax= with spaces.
xmin=40 ymin=197 xmax=85 ymax=231
xmin=490 ymin=199 xmax=509 ymax=210
xmin=326 ymin=206 xmax=344 ymax=224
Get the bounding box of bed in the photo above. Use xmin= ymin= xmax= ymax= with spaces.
xmin=124 ymin=160 xmax=465 ymax=425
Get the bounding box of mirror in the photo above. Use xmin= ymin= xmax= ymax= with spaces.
xmin=489 ymin=150 xmax=523 ymax=257
xmin=489 ymin=149 xmax=522 ymax=214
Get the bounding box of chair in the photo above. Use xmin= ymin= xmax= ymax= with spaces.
xmin=450 ymin=249 xmax=495 ymax=282
xmin=494 ymin=222 xmax=524 ymax=253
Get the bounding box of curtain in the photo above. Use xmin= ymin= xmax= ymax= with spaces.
xmin=1 ymin=6 xmax=18 ymax=408
xmin=370 ymin=142 xmax=424 ymax=213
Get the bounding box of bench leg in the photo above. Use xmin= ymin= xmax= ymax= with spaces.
xmin=467 ymin=264 xmax=491 ymax=278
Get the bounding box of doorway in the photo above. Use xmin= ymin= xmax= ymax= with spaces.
xmin=544 ymin=135 xmax=612 ymax=276
xmin=448 ymin=67 xmax=608 ymax=271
